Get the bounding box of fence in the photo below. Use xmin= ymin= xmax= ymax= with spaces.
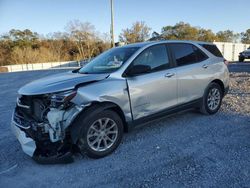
xmin=3 ymin=61 xmax=81 ymax=72
xmin=213 ymin=42 xmax=250 ymax=61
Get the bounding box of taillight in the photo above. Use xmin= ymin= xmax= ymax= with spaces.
xmin=224 ymin=59 xmax=229 ymax=66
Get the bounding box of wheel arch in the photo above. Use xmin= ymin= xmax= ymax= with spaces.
xmin=69 ymin=101 xmax=128 ymax=144
xmin=200 ymin=79 xmax=225 ymax=115
xmin=94 ymin=101 xmax=129 ymax=133
xmin=210 ymin=79 xmax=225 ymax=94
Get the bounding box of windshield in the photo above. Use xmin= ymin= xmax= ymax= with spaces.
xmin=79 ymin=47 xmax=139 ymax=74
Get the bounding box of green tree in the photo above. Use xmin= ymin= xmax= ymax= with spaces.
xmin=0 ymin=23 xmax=111 ymax=66
xmin=241 ymin=29 xmax=250 ymax=44
xmin=8 ymin=29 xmax=39 ymax=48
xmin=216 ymin=30 xmax=239 ymax=42
xmin=198 ymin=28 xmax=217 ymax=42
xmin=119 ymin=21 xmax=151 ymax=43
xmin=161 ymin=22 xmax=199 ymax=40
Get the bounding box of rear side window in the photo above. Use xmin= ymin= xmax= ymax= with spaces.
xmin=200 ymin=44 xmax=223 ymax=57
xmin=193 ymin=46 xmax=208 ymax=62
xmin=169 ymin=43 xmax=208 ymax=66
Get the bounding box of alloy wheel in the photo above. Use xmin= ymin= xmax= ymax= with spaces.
xmin=207 ymin=88 xmax=221 ymax=111
xmin=87 ymin=118 xmax=118 ymax=152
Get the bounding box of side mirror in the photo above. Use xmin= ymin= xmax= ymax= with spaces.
xmin=125 ymin=64 xmax=151 ymax=77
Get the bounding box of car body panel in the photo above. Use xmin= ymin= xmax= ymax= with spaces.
xmin=126 ymin=68 xmax=177 ymax=120
xmin=72 ymin=76 xmax=132 ymax=121
xmin=18 ymin=71 xmax=109 ymax=95
xmin=175 ymin=57 xmax=229 ymax=104
xmin=175 ymin=60 xmax=210 ymax=104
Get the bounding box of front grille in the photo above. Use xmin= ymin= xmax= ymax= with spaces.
xmin=19 ymin=95 xmax=32 ymax=106
xmin=15 ymin=95 xmax=52 ymax=141
xmin=13 ymin=108 xmax=50 ymax=141
xmin=13 ymin=110 xmax=34 ymax=129
xmin=17 ymin=95 xmax=32 ymax=115
xmin=17 ymin=95 xmax=50 ymax=122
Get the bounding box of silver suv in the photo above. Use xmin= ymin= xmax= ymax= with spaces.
xmin=12 ymin=41 xmax=229 ymax=163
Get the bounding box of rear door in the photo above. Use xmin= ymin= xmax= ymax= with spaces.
xmin=168 ymin=43 xmax=212 ymax=105
xmin=125 ymin=44 xmax=177 ymax=120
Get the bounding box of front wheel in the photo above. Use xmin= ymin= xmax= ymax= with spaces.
xmin=200 ymin=83 xmax=223 ymax=115
xmin=77 ymin=109 xmax=123 ymax=158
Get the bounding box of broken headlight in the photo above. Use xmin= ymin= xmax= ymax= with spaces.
xmin=50 ymin=90 xmax=77 ymax=109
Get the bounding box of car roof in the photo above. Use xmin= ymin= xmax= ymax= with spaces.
xmin=121 ymin=40 xmax=214 ymax=49
xmin=121 ymin=41 xmax=153 ymax=48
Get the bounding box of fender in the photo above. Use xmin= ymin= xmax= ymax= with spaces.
xmin=69 ymin=102 xmax=118 ymax=144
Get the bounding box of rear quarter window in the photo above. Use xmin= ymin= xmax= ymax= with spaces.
xmin=200 ymin=44 xmax=223 ymax=57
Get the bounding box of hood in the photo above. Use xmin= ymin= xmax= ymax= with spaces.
xmin=18 ymin=71 xmax=109 ymax=95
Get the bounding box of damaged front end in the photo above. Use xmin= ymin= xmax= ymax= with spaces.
xmin=11 ymin=90 xmax=84 ymax=164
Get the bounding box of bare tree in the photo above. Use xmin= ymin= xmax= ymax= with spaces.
xmin=66 ymin=20 xmax=99 ymax=60
xmin=119 ymin=21 xmax=151 ymax=44
xmin=46 ymin=32 xmax=69 ymax=61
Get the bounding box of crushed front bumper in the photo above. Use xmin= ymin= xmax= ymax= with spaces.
xmin=11 ymin=120 xmax=36 ymax=157
xmin=11 ymin=111 xmax=74 ymax=164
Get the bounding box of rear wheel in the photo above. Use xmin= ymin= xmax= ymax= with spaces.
xmin=200 ymin=83 xmax=223 ymax=115
xmin=77 ymin=109 xmax=123 ymax=158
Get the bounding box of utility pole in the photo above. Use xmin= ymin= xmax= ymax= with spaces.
xmin=110 ymin=0 xmax=115 ymax=47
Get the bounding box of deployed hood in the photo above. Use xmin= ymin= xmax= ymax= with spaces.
xmin=18 ymin=71 xmax=109 ymax=95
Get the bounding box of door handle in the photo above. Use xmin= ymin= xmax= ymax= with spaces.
xmin=165 ymin=73 xmax=175 ymax=78
xmin=202 ymin=64 xmax=209 ymax=69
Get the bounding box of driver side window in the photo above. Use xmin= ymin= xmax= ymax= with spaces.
xmin=132 ymin=44 xmax=170 ymax=73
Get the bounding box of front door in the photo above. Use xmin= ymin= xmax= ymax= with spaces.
xmin=125 ymin=44 xmax=177 ymax=120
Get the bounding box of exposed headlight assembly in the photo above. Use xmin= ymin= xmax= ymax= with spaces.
xmin=50 ymin=90 xmax=77 ymax=109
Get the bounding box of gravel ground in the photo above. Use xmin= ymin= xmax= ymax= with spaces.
xmin=0 ymin=69 xmax=250 ymax=188
xmin=222 ymin=72 xmax=250 ymax=115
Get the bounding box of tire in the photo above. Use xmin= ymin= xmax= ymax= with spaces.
xmin=76 ymin=109 xmax=123 ymax=159
xmin=200 ymin=82 xmax=223 ymax=115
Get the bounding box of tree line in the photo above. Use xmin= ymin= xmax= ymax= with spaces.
xmin=120 ymin=21 xmax=250 ymax=44
xmin=1 ymin=20 xmax=250 ymax=66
